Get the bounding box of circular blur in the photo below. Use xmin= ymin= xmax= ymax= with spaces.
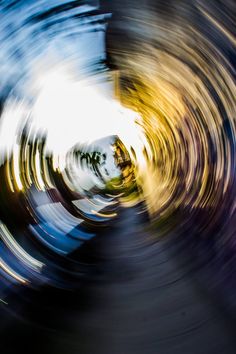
xmin=0 ymin=0 xmax=235 ymax=331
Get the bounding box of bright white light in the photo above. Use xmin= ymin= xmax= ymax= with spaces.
xmin=32 ymin=66 xmax=148 ymax=168
xmin=0 ymin=101 xmax=29 ymax=165
xmin=0 ymin=65 xmax=148 ymax=180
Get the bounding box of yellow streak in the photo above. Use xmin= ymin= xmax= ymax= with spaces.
xmin=198 ymin=5 xmax=236 ymax=46
xmin=91 ymin=210 xmax=117 ymax=218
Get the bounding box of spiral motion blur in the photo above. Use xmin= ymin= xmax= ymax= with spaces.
xmin=0 ymin=1 xmax=236 ymax=353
